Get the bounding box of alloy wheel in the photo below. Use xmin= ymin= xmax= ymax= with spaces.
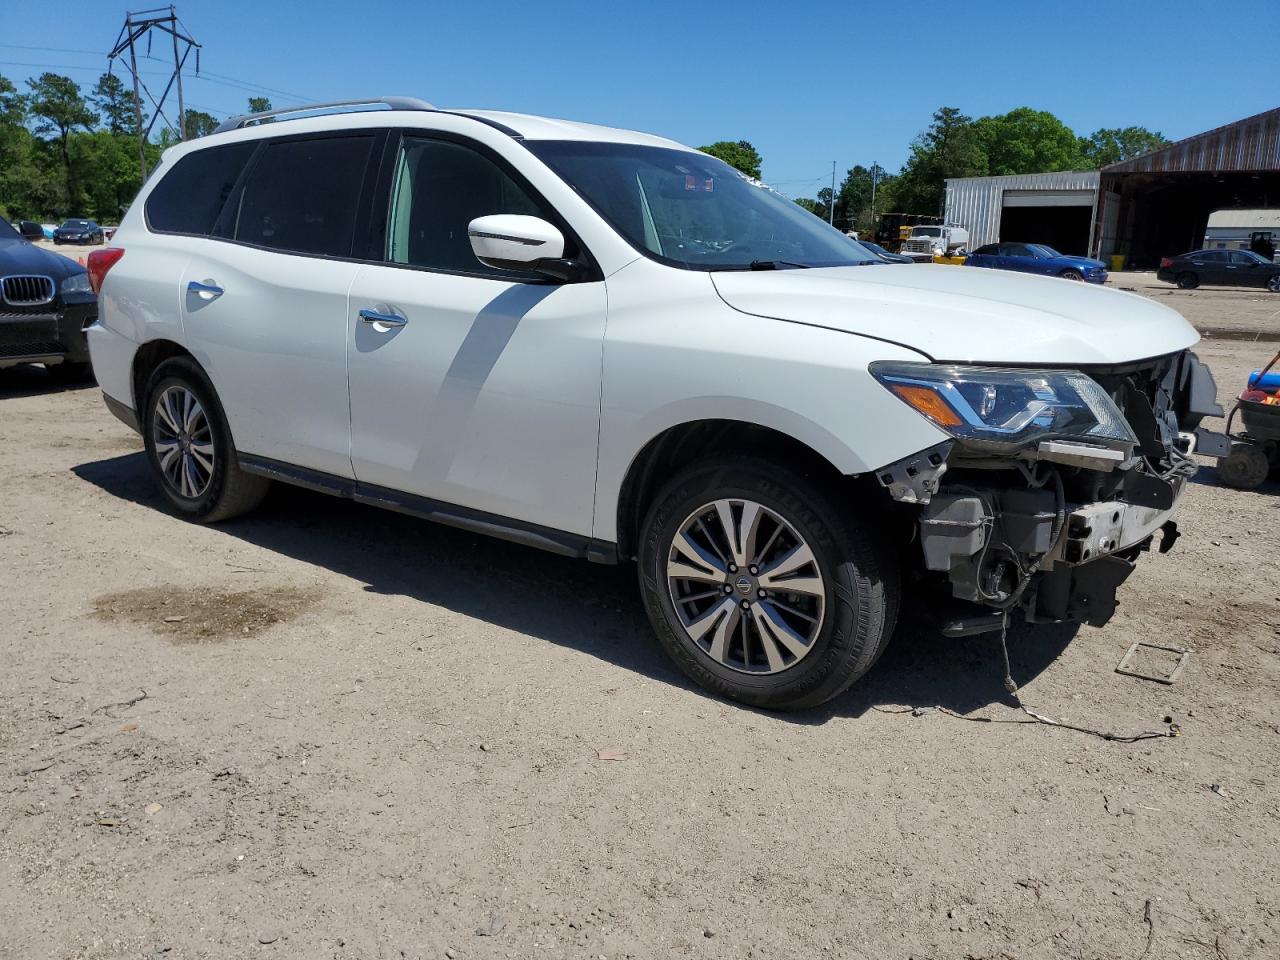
xmin=666 ymin=498 xmax=826 ymax=674
xmin=1268 ymin=274 xmax=1280 ymax=293
xmin=152 ymin=385 xmax=215 ymax=499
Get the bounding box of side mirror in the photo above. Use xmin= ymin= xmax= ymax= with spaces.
xmin=468 ymin=215 xmax=584 ymax=282
xmin=18 ymin=220 xmax=44 ymax=241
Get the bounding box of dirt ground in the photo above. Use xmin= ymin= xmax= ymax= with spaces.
xmin=2 ymin=284 xmax=1278 ymax=960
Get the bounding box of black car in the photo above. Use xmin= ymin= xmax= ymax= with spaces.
xmin=53 ymin=218 xmax=105 ymax=245
xmin=0 ymin=215 xmax=98 ymax=380
xmin=858 ymin=240 xmax=914 ymax=263
xmin=1157 ymin=249 xmax=1280 ymax=292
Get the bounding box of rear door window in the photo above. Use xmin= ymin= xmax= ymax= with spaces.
xmin=234 ymin=135 xmax=376 ymax=257
xmin=146 ymin=142 xmax=256 ymax=236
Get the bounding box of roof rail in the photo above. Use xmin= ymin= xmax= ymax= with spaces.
xmin=212 ymin=96 xmax=436 ymax=134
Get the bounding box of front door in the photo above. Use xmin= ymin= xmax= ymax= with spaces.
xmin=1230 ymin=250 xmax=1268 ymax=287
xmin=180 ymin=132 xmax=380 ymax=478
xmin=346 ymin=133 xmax=607 ymax=537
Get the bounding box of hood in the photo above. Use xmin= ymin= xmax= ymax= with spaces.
xmin=1054 ymin=255 xmax=1107 ymax=270
xmin=711 ymin=263 xmax=1198 ymax=365
xmin=0 ymin=238 xmax=83 ymax=280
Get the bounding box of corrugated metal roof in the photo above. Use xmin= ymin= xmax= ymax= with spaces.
xmin=944 ymin=171 xmax=1099 ymax=249
xmin=1103 ymin=107 xmax=1280 ymax=173
xmin=1205 ymin=208 xmax=1280 ymax=229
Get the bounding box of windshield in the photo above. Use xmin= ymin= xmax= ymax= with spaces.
xmin=0 ymin=216 xmax=21 ymax=243
xmin=61 ymin=220 xmax=90 ymax=228
xmin=1029 ymin=244 xmax=1063 ymax=258
xmin=525 ymin=141 xmax=878 ymax=270
xmin=912 ymin=227 xmax=943 ymax=238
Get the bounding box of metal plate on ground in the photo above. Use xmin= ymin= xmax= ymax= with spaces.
xmin=1116 ymin=640 xmax=1191 ymax=685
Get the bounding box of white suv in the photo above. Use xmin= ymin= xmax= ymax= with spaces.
xmin=87 ymin=97 xmax=1223 ymax=710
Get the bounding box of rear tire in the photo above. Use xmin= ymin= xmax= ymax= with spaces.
xmin=637 ymin=457 xmax=899 ymax=711
xmin=1177 ymin=272 xmax=1199 ymax=290
xmin=1217 ymin=443 xmax=1269 ymax=490
xmin=1267 ymin=274 xmax=1280 ymax=293
xmin=142 ymin=357 xmax=270 ymax=522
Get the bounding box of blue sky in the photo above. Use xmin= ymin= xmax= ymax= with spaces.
xmin=2 ymin=0 xmax=1275 ymax=197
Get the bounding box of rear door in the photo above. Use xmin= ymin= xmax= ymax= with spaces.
xmin=178 ymin=131 xmax=382 ymax=478
xmin=345 ymin=131 xmax=607 ymax=537
xmin=1190 ymin=250 xmax=1229 ymax=284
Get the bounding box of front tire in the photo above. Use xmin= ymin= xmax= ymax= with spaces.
xmin=638 ymin=457 xmax=898 ymax=711
xmin=1267 ymin=274 xmax=1280 ymax=293
xmin=142 ymin=357 xmax=269 ymax=522
xmin=1059 ymin=269 xmax=1083 ymax=281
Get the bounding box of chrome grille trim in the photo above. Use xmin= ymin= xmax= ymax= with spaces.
xmin=1 ymin=275 xmax=56 ymax=307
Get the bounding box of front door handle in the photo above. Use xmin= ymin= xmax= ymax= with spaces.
xmin=187 ymin=280 xmax=224 ymax=300
xmin=358 ymin=308 xmax=408 ymax=329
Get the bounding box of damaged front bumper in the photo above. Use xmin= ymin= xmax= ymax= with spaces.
xmin=876 ymin=349 xmax=1226 ymax=631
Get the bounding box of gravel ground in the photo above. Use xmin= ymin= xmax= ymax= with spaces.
xmin=1 ymin=284 xmax=1278 ymax=960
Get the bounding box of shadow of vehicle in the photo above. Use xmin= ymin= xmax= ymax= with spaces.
xmin=0 ymin=364 xmax=95 ymax=398
xmin=73 ymin=451 xmax=1079 ymax=723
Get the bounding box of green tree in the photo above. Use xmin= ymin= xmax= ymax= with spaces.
xmin=891 ymin=106 xmax=986 ymax=215
xmin=832 ymin=163 xmax=892 ymax=232
xmin=793 ymin=196 xmax=825 ymax=219
xmin=698 ymin=139 xmax=762 ymax=179
xmin=0 ymin=73 xmax=42 ymax=218
xmin=247 ymin=96 xmax=272 ymax=114
xmin=1080 ymin=126 xmax=1170 ymax=167
xmin=90 ymin=73 xmax=140 ymax=135
xmin=182 ymin=109 xmax=219 ymax=138
xmin=973 ymin=107 xmax=1083 ymax=175
xmin=26 ymin=73 xmax=97 ymax=212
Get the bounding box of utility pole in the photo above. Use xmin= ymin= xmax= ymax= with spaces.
xmin=109 ymin=6 xmax=201 ymax=182
xmin=829 ymin=160 xmax=837 ymax=226
xmin=869 ymin=162 xmax=884 ymax=224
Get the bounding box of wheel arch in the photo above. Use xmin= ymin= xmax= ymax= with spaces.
xmin=610 ymin=416 xmax=876 ymax=562
xmin=130 ymin=338 xmax=198 ymax=413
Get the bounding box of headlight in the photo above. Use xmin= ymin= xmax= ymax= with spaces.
xmin=61 ymin=272 xmax=92 ymax=295
xmin=870 ymin=362 xmax=1136 ymax=452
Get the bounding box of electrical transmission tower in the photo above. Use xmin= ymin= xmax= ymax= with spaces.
xmin=108 ymin=6 xmax=201 ymax=181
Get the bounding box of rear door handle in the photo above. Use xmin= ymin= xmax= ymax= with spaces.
xmin=187 ymin=280 xmax=224 ymax=300
xmin=358 ymin=308 xmax=408 ymax=329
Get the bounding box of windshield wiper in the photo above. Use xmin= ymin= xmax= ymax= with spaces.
xmin=748 ymin=259 xmax=811 ymax=270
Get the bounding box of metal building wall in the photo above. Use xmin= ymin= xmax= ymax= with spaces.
xmin=1104 ymin=107 xmax=1280 ymax=174
xmin=944 ymin=171 xmax=1100 ymax=249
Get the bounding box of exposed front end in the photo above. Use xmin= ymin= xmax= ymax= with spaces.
xmin=873 ymin=350 xmax=1225 ymax=631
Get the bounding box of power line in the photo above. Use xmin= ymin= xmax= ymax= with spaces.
xmin=2 ymin=54 xmax=315 ymax=107
xmin=0 ymin=43 xmax=107 ymax=56
xmin=195 ymin=68 xmax=315 ymax=104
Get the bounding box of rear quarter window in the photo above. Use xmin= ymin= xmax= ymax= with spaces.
xmin=146 ymin=142 xmax=256 ymax=236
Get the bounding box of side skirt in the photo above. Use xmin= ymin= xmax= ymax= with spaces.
xmin=238 ymin=454 xmax=620 ymax=564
